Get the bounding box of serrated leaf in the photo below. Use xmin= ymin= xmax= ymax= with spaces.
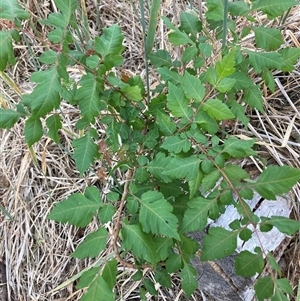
xmin=253 ymin=26 xmax=283 ymax=51
xmin=0 ymin=0 xmax=30 ymax=20
xmin=163 ymin=156 xmax=201 ymax=181
xmin=75 ymin=73 xmax=104 ymax=123
xmin=29 ymin=68 xmax=61 ymax=118
xmin=182 ymin=72 xmax=205 ymax=102
xmin=55 ymin=0 xmax=77 ymax=20
xmin=202 ymin=99 xmax=235 ymax=120
xmin=39 ymin=50 xmax=58 ymax=64
xmin=147 ymin=152 xmax=172 ymax=183
xmin=181 ymin=197 xmax=212 ymax=233
xmin=195 ymin=111 xmax=219 ymax=135
xmin=239 ymin=228 xmax=252 ymax=241
xmin=201 ymin=227 xmax=238 ymax=261
xmin=216 ymin=48 xmax=236 ymax=80
xmin=98 ymin=204 xmax=115 ymax=223
xmin=154 ymin=237 xmax=173 ymax=261
xmin=80 ymin=274 xmax=115 ymax=301
xmin=254 ymin=276 xmax=274 ymax=301
xmin=121 ymin=224 xmax=157 ymax=264
xmin=179 ymin=11 xmax=202 ymax=36
xmin=157 ymin=68 xmax=183 ymax=85
xmin=201 ymin=169 xmax=221 ymax=193
xmin=76 ymin=267 xmax=99 ymax=289
xmin=48 ymin=193 xmax=101 ymax=227
xmin=235 ymin=250 xmax=264 ymax=277
xmin=199 ymin=43 xmax=213 ymax=57
xmin=206 ymin=0 xmax=224 ymax=21
xmin=252 ymin=0 xmax=297 ymax=19
xmin=72 ymin=227 xmax=108 ymax=259
xmin=271 ymin=287 xmax=289 ymax=301
xmin=262 ymin=68 xmax=275 ymax=92
xmin=188 ymin=170 xmax=203 ymax=198
xmin=155 ymin=268 xmax=172 ymax=288
xmin=253 ymin=166 xmax=300 ymax=200
xmin=161 ymin=135 xmax=191 ymax=154
xmin=95 ymin=24 xmax=124 ymax=57
xmin=228 ymin=1 xmax=250 ymax=16
xmin=222 ymin=137 xmax=256 ymax=158
xmin=228 ymin=100 xmax=249 ymax=126
xmin=0 ymin=109 xmax=22 ymax=129
xmin=229 ymin=71 xmax=253 ymax=91
xmin=265 ymin=216 xmax=300 ymax=235
xmin=25 ymin=118 xmax=43 ymax=146
xmin=166 ymin=253 xmax=182 ymax=273
xmin=101 ymin=259 xmax=117 ymax=290
xmin=140 ymin=191 xmax=180 ymax=239
xmin=143 ymin=279 xmax=157 ymax=296
xmin=167 ymin=83 xmax=193 ymax=119
xmin=216 ymin=78 xmax=236 ymax=93
xmin=223 ymin=164 xmax=249 ymax=182
xmin=180 ymin=264 xmax=198 ymax=297
xmin=156 ymin=112 xmax=176 ymax=135
xmin=46 ymin=115 xmax=62 ymax=143
xmin=182 ymin=46 xmax=198 ymax=63
xmin=0 ymin=31 xmax=16 ymax=71
xmin=276 ymin=278 xmax=293 ymax=294
xmin=72 ymin=129 xmax=99 ymax=175
xmin=120 ymin=85 xmax=142 ymax=101
xmin=279 ymin=48 xmax=300 ymax=72
xmin=246 ymin=50 xmax=284 ymax=73
xmin=243 ymin=83 xmax=264 ymax=111
xmin=149 ymin=50 xmax=172 ymax=68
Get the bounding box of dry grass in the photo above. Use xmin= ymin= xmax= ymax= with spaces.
xmin=0 ymin=0 xmax=299 ymax=300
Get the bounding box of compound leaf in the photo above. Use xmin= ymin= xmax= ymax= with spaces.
xmin=235 ymin=250 xmax=265 ymax=277
xmin=147 ymin=152 xmax=172 ymax=183
xmin=182 ymin=72 xmax=205 ymax=102
xmin=46 ymin=115 xmax=62 ymax=143
xmin=72 ymin=129 xmax=99 ymax=175
xmin=179 ymin=11 xmax=202 ymax=36
xmin=222 ymin=137 xmax=256 ymax=158
xmin=149 ymin=50 xmax=172 ymax=68
xmin=0 ymin=109 xmax=22 ymax=128
xmin=139 ymin=191 xmax=180 ymax=239
xmin=252 ymin=165 xmax=300 ymax=200
xmin=121 ymin=224 xmax=157 ymax=264
xmin=201 ymin=227 xmax=238 ymax=261
xmin=216 ymin=48 xmax=236 ymax=80
xmin=180 ymin=264 xmax=198 ymax=297
xmin=279 ymin=48 xmax=300 ymax=72
xmin=254 ymin=276 xmax=274 ymax=301
xmin=48 ymin=192 xmax=101 ymax=227
xmin=265 ymin=216 xmax=300 ymax=235
xmin=167 ymin=83 xmax=193 ymax=119
xmin=72 ymin=227 xmax=108 ymax=259
xmin=161 ymin=135 xmax=191 ymax=154
xmin=24 ymin=117 xmax=43 ymax=146
xmin=253 ymin=26 xmax=283 ymax=51
xmin=101 ymin=259 xmax=117 ymax=290
xmin=202 ymin=99 xmax=235 ymax=121
xmin=55 ymin=0 xmax=77 ymax=21
xmin=95 ymin=24 xmax=124 ymax=57
xmin=243 ymin=84 xmax=264 ymax=111
xmin=98 ymin=204 xmax=116 ymax=223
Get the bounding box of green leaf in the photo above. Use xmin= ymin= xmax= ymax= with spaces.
xmin=222 ymin=137 xmax=256 ymax=158
xmin=181 ymin=197 xmax=212 ymax=233
xmin=243 ymin=83 xmax=264 ymax=111
xmin=246 ymin=50 xmax=284 ymax=73
xmin=179 ymin=11 xmax=202 ymax=36
xmin=120 ymin=85 xmax=142 ymax=101
xmin=166 ymin=253 xmax=182 ymax=273
xmin=154 ymin=268 xmax=172 ymax=288
xmin=72 ymin=227 xmax=108 ymax=259
xmin=182 ymin=72 xmax=205 ymax=102
xmin=0 ymin=0 xmax=30 ymax=20
xmin=157 ymin=68 xmax=183 ymax=85
xmin=206 ymin=0 xmax=224 ymax=21
xmin=161 ymin=135 xmax=191 ymax=154
xmin=156 ymin=112 xmax=176 ymax=135
xmin=265 ymin=216 xmax=300 ymax=235
xmin=199 ymin=43 xmax=213 ymax=57
xmin=29 ymin=68 xmax=61 ymax=118
xmin=147 ymin=152 xmax=172 ymax=183
xmin=235 ymin=250 xmax=264 ymax=277
xmin=182 ymin=46 xmax=198 ymax=63
xmin=253 ymin=166 xmax=300 ymax=200
xmin=262 ymin=68 xmax=275 ymax=92
xmin=230 ymin=71 xmax=253 ymax=91
xmin=201 ymin=227 xmax=238 ymax=260
xmin=253 ymin=26 xmax=283 ymax=51
xmin=72 ymin=129 xmax=99 ymax=175
xmin=95 ymin=24 xmax=124 ymax=57
xmin=202 ymin=99 xmax=235 ymax=121
xmin=75 ymin=73 xmax=104 ymax=123
xmin=101 ymin=260 xmax=117 ymax=290
xmin=143 ymin=279 xmax=157 ymax=296
xmin=80 ymin=274 xmax=114 ymax=301
xmin=25 ymin=118 xmax=43 ymax=146
xmin=76 ymin=267 xmax=98 ymax=289
xmin=223 ymin=164 xmax=249 ymax=182
xmin=201 ymin=169 xmax=221 ymax=193
xmin=139 ymin=191 xmax=180 ymax=239
xmin=215 ymin=78 xmax=236 ymax=93
xmin=180 ymin=264 xmax=198 ymax=297
xmin=121 ymin=224 xmax=157 ymax=264
xmin=0 ymin=31 xmax=16 ymax=71
xmin=252 ymin=0 xmax=297 ymax=19
xmin=188 ymin=170 xmax=203 ymax=198
xmin=149 ymin=50 xmax=172 ymax=68
xmin=154 ymin=237 xmax=173 ymax=261
xmin=228 ymin=1 xmax=250 ymax=16
xmin=48 ymin=192 xmax=101 ymax=227
xmin=271 ymin=287 xmax=289 ymax=301
xmin=216 ymin=48 xmax=236 ymax=80
xmin=167 ymin=83 xmax=193 ymax=119
xmin=39 ymin=50 xmax=58 ymax=64
xmin=46 ymin=115 xmax=62 ymax=143
xmin=228 ymin=100 xmax=249 ymax=126
xmin=275 ymin=278 xmax=293 ymax=294
xmin=55 ymin=0 xmax=77 ymax=20
xmin=195 ymin=111 xmax=219 ymax=135
xmin=0 ymin=109 xmax=22 ymax=128
xmin=239 ymin=228 xmax=252 ymax=241
xmin=163 ymin=156 xmax=201 ymax=181
xmin=145 ymin=0 xmax=160 ymax=56
xmin=98 ymin=204 xmax=115 ymax=223
xmin=254 ymin=276 xmax=274 ymax=301
xmin=279 ymin=48 xmax=300 ymax=72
